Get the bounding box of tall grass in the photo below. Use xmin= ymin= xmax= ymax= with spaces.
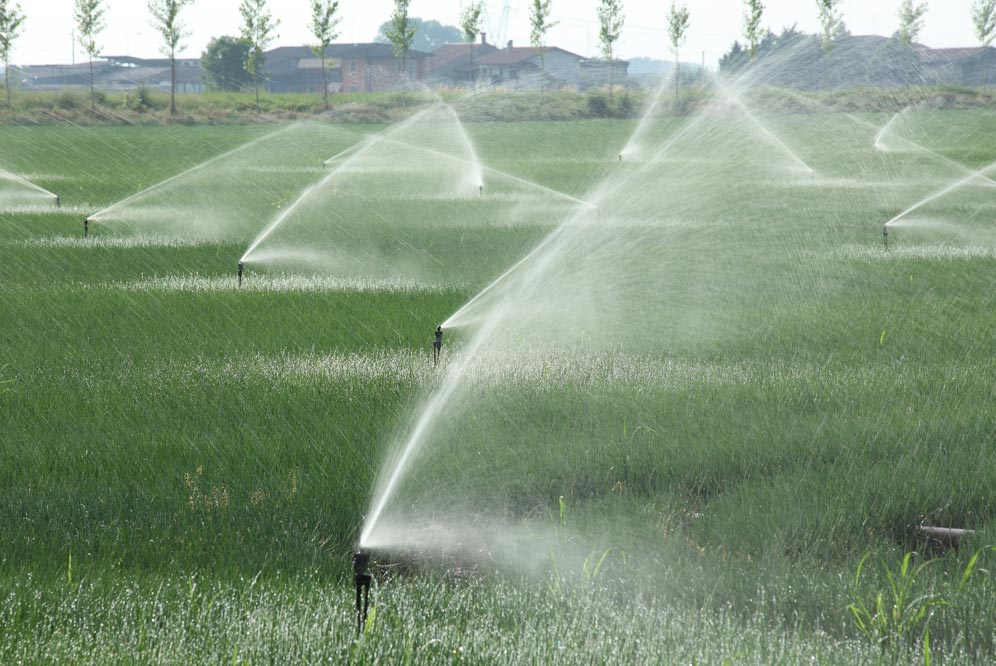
xmin=2 ymin=111 xmax=996 ymax=661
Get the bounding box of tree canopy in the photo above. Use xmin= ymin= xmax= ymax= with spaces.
xmin=375 ymin=17 xmax=461 ymax=52
xmin=200 ymin=35 xmax=253 ymax=91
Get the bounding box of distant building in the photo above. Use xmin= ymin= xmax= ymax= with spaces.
xmin=17 ymin=61 xmax=104 ymax=90
xmin=103 ymin=56 xmax=205 ymax=93
xmin=426 ymin=35 xmax=498 ymax=86
xmin=578 ymin=59 xmax=631 ymax=90
xmin=917 ymin=46 xmax=996 ymax=87
xmin=331 ymin=43 xmax=430 ymax=93
xmin=264 ymin=43 xmax=430 ymax=94
xmin=473 ymin=41 xmax=596 ymax=89
xmin=17 ymin=56 xmax=205 ymax=93
xmin=721 ymin=33 xmax=996 ymax=90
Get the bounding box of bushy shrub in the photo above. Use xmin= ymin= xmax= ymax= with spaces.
xmin=121 ymin=86 xmax=155 ymax=113
xmin=587 ymin=93 xmax=610 ymax=117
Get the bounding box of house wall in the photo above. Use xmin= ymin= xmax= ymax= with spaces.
xmin=535 ymin=51 xmax=582 ymax=87
xmin=478 ymin=50 xmax=583 ymax=89
xmin=341 ymin=57 xmax=424 ymax=93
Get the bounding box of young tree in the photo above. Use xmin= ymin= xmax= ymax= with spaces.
xmin=897 ymin=0 xmax=927 ymax=87
xmin=310 ymin=0 xmax=340 ymax=111
xmin=530 ymin=0 xmax=558 ymax=97
xmin=74 ymin=0 xmax=106 ymax=110
xmin=596 ymin=0 xmax=624 ymax=100
xmin=459 ymin=2 xmax=482 ymax=89
xmin=386 ymin=0 xmax=417 ymax=84
xmin=667 ymin=1 xmax=689 ymax=97
xmin=815 ymin=0 xmax=841 ymax=89
xmin=239 ymin=0 xmax=279 ymax=110
xmin=743 ymin=0 xmax=764 ymax=60
xmin=815 ymin=0 xmax=842 ymax=52
xmin=970 ymin=0 xmax=996 ymax=89
xmin=148 ymin=0 xmax=193 ymax=115
xmin=0 ymin=0 xmax=25 ymax=107
xmin=897 ymin=0 xmax=928 ymax=45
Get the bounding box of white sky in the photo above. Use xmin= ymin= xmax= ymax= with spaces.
xmin=11 ymin=0 xmax=985 ymax=68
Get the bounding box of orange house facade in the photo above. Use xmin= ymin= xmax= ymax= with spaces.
xmin=331 ymin=44 xmax=430 ymax=93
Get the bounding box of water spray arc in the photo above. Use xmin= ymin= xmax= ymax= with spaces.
xmin=370 ymin=134 xmax=598 ymax=210
xmin=874 ymin=106 xmax=996 ymax=187
xmin=362 ymin=68 xmax=706 ymax=547
xmin=360 ymin=65 xmax=833 ymax=553
xmin=874 ymin=107 xmax=908 ymax=152
xmin=883 ymin=158 xmax=996 ymax=233
xmin=241 ymin=102 xmax=482 ymax=266
xmin=717 ymin=83 xmax=815 ymax=174
xmin=361 ymin=313 xmax=503 ymax=546
xmin=442 ymin=225 xmax=568 ymax=328
xmin=0 ymin=166 xmax=60 ymax=204
xmin=88 ymin=124 xmax=299 ymax=223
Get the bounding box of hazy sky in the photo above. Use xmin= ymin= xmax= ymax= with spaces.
xmin=11 ymin=0 xmax=985 ymax=68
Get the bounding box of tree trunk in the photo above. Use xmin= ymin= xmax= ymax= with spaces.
xmin=401 ymin=53 xmax=408 ymax=103
xmin=321 ymin=49 xmax=329 ymax=111
xmin=608 ymin=61 xmax=614 ymax=102
xmin=674 ymin=57 xmax=680 ymax=97
xmin=89 ymin=55 xmax=96 ymax=110
xmin=4 ymin=63 xmax=10 ymax=107
xmin=540 ymin=53 xmax=545 ymax=103
xmin=170 ymin=47 xmax=176 ymax=115
xmin=983 ymin=46 xmax=989 ymax=92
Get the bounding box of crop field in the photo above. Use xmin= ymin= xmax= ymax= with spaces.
xmin=2 ymin=97 xmax=996 ymax=663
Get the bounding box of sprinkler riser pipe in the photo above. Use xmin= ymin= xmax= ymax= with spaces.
xmin=882 ymin=225 xmax=889 ymax=251
xmin=237 ymin=261 xmax=244 ymax=288
xmin=83 ymin=218 xmax=89 ymax=238
xmin=353 ymin=549 xmax=373 ymax=636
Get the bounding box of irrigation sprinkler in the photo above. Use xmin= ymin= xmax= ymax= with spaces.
xmin=882 ymin=224 xmax=889 ymax=251
xmin=55 ymin=194 xmax=60 ymax=208
xmin=353 ymin=549 xmax=372 ymax=636
xmin=237 ymin=261 xmax=244 ymax=288
xmin=479 ymin=184 xmax=483 ymax=197
xmin=83 ymin=217 xmax=89 ymax=238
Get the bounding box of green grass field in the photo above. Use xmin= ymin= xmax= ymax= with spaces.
xmin=3 ymin=101 xmax=996 ymax=663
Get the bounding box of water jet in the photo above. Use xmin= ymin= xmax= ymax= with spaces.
xmin=353 ymin=549 xmax=372 ymax=636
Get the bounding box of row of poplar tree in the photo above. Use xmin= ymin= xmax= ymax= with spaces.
xmin=2 ymin=0 xmax=994 ymax=114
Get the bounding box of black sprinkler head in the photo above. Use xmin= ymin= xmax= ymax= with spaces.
xmin=882 ymin=225 xmax=889 ymax=251
xmin=55 ymin=195 xmax=60 ymax=208
xmin=353 ymin=549 xmax=370 ymax=577
xmin=353 ymin=549 xmax=373 ymax=636
xmin=237 ymin=261 xmax=244 ymax=287
xmin=83 ymin=217 xmax=89 ymax=238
